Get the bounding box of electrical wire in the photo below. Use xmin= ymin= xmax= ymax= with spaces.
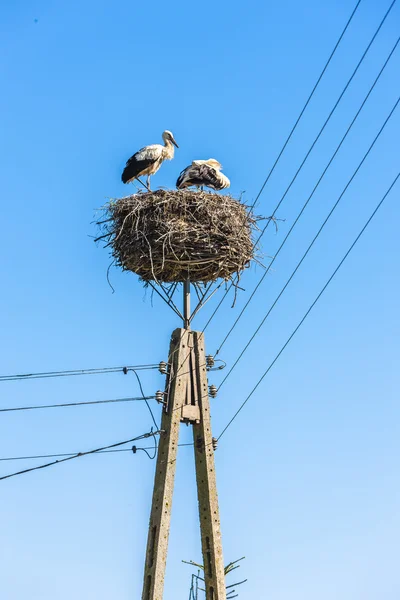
xmin=215 ymin=37 xmax=400 ymax=360
xmin=2 ymin=7 xmax=370 ymax=477
xmin=202 ymin=0 xmax=397 ymax=333
xmin=131 ymin=369 xmax=159 ymax=431
xmin=249 ymin=0 xmax=363 ymax=211
xmin=0 ymin=430 xmax=163 ymax=481
xmin=135 ymin=428 xmax=158 ymax=460
xmin=168 ymin=83 xmax=400 ymax=402
xmin=164 ymin=0 xmax=363 ymax=333
xmin=0 ymin=442 xmax=194 ymax=462
xmin=218 ymin=170 xmax=400 ymax=440
xmin=143 ymin=1 xmax=369 ymax=394
xmin=0 ymin=395 xmax=156 ymax=413
xmin=209 ymin=0 xmax=363 ymax=252
xmin=0 ymin=364 xmax=159 ymax=383
xmin=217 ymin=94 xmax=400 ymax=390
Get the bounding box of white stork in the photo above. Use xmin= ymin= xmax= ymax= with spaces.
xmin=121 ymin=130 xmax=179 ymax=190
xmin=176 ymin=159 xmax=230 ymax=191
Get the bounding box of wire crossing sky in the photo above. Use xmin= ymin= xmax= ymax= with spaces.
xmin=216 ymin=91 xmax=400 ymax=390
xmin=0 ymin=430 xmax=161 ymax=481
xmin=0 ymin=395 xmax=157 ymax=413
xmin=0 ymin=363 xmax=158 ymax=382
xmin=206 ymin=0 xmax=398 ymax=333
xmin=214 ymin=34 xmax=400 ymax=358
xmin=218 ymin=170 xmax=400 ymax=440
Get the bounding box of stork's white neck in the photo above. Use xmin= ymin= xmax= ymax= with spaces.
xmin=162 ymin=139 xmax=175 ymax=160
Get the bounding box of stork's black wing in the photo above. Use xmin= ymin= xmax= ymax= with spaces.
xmin=121 ymin=146 xmax=160 ymax=183
xmin=176 ymin=164 xmax=224 ymax=190
xmin=198 ymin=164 xmax=225 ymax=189
xmin=176 ymin=165 xmax=190 ymax=189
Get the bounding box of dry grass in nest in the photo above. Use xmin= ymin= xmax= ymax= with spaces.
xmin=96 ymin=189 xmax=258 ymax=284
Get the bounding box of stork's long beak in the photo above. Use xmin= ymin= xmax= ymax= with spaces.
xmin=172 ymin=138 xmax=179 ymax=148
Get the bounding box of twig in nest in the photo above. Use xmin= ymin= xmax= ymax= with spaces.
xmin=94 ymin=232 xmax=112 ymax=243
xmin=261 ymin=215 xmax=286 ymax=233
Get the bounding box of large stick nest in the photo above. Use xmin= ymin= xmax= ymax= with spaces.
xmin=97 ymin=189 xmax=258 ymax=284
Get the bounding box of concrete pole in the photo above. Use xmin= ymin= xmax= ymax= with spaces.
xmin=141 ymin=328 xmax=190 ymax=600
xmin=141 ymin=327 xmax=226 ymax=600
xmin=193 ymin=331 xmax=226 ymax=600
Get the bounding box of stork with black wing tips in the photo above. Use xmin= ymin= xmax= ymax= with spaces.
xmin=122 ymin=130 xmax=179 ymax=191
xmin=176 ymin=159 xmax=230 ymax=191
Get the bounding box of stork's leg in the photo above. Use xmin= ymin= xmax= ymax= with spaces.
xmin=147 ymin=175 xmax=151 ymax=191
xmin=137 ymin=177 xmax=151 ymax=192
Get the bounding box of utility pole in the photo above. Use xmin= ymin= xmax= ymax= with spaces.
xmin=141 ymin=282 xmax=226 ymax=600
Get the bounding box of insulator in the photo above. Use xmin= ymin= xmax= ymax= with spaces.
xmin=132 ymin=445 xmax=137 ymax=454
xmin=206 ymin=355 xmax=215 ymax=369
xmin=155 ymin=390 xmax=165 ymax=404
xmin=209 ymin=384 xmax=217 ymax=398
xmin=158 ymin=361 xmax=168 ymax=375
xmin=212 ymin=437 xmax=218 ymax=451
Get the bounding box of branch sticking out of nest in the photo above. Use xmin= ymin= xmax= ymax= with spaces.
xmin=96 ymin=189 xmax=258 ymax=284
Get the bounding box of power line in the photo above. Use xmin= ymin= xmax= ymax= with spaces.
xmin=0 ymin=430 xmax=163 ymax=480
xmin=131 ymin=369 xmax=160 ymax=431
xmin=249 ymin=0 xmax=363 ymax=211
xmin=0 ymin=442 xmax=194 ymax=462
xmin=191 ymin=0 xmax=364 ymax=322
xmin=135 ymin=428 xmax=159 ymax=460
xmin=0 ymin=364 xmax=159 ymax=383
xmin=218 ymin=170 xmax=400 ymax=441
xmin=202 ymin=0 xmax=397 ymax=333
xmin=217 ymin=93 xmax=400 ymax=391
xmin=151 ymin=1 xmax=368 ymax=395
xmin=214 ymin=36 xmax=400 ymax=359
xmin=0 ymin=395 xmax=156 ymax=413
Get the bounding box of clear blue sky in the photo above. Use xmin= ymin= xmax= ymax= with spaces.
xmin=1 ymin=0 xmax=399 ymax=598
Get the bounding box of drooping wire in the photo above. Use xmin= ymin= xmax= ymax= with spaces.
xmin=134 ymin=427 xmax=158 ymax=460
xmin=214 ymin=38 xmax=400 ymax=360
xmin=0 ymin=430 xmax=163 ymax=481
xmin=218 ymin=170 xmax=400 ymax=441
xmin=131 ymin=369 xmax=160 ymax=432
xmin=0 ymin=364 xmax=158 ymax=383
xmin=0 ymin=395 xmax=156 ymax=413
xmin=202 ymin=0 xmax=397 ymax=333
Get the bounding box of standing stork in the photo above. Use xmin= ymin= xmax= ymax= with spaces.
xmin=121 ymin=130 xmax=179 ymax=191
xmin=176 ymin=159 xmax=230 ymax=191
